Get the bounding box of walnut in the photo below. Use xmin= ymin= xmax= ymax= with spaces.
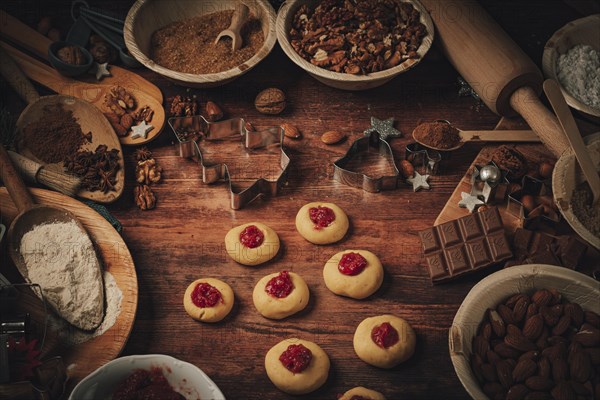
xmin=57 ymin=45 xmax=86 ymax=65
xmin=134 ymin=106 xmax=154 ymax=123
xmin=168 ymin=95 xmax=199 ymax=117
xmin=104 ymin=86 xmax=136 ymax=116
xmin=135 ymin=158 xmax=162 ymax=185
xmin=134 ymin=185 xmax=156 ymax=210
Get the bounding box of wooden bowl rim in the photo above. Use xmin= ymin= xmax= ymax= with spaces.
xmin=124 ymin=0 xmax=277 ymax=84
xmin=275 ymin=0 xmax=435 ymax=86
xmin=542 ymin=14 xmax=600 ymax=119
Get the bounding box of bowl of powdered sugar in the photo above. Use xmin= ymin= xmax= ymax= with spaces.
xmin=542 ymin=14 xmax=600 ymax=123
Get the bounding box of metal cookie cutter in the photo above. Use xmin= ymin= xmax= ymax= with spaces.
xmin=168 ymin=115 xmax=289 ymax=210
xmin=405 ymin=142 xmax=442 ymax=175
xmin=333 ymin=117 xmax=402 ymax=192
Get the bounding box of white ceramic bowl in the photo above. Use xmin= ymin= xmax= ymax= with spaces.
xmin=69 ymin=354 xmax=225 ymax=400
xmin=276 ymin=0 xmax=434 ymax=90
xmin=449 ymin=265 xmax=600 ymax=400
xmin=125 ymin=0 xmax=277 ymax=88
xmin=542 ymin=14 xmax=600 ymax=123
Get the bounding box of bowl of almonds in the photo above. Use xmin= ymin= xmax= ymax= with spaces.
xmin=276 ymin=0 xmax=434 ymax=90
xmin=450 ymin=264 xmax=600 ymax=399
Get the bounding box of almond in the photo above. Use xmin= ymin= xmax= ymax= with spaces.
xmin=564 ymin=303 xmax=584 ymax=328
xmin=499 ymin=304 xmax=517 ymax=325
xmin=490 ymin=309 xmax=506 ymax=337
xmin=320 ymin=130 xmax=345 ymax=145
xmin=244 ymin=121 xmax=256 ymax=132
xmin=482 ymin=382 xmax=504 ymax=398
xmin=206 ymin=101 xmax=223 ymax=122
xmin=569 ymin=380 xmax=591 ymax=396
xmin=505 ymin=332 xmax=537 ymax=352
xmin=526 ymin=303 xmax=539 ymax=320
xmin=540 ymin=306 xmax=560 ymax=327
xmin=473 ymin=335 xmax=490 ymax=358
xmin=481 ymin=322 xmax=492 ymax=342
xmin=506 ymin=293 xmax=529 ymax=309
xmin=521 ymin=194 xmax=536 ymax=212
xmin=584 ymin=346 xmax=600 ymax=364
xmin=570 ymin=351 xmax=591 ymax=382
xmin=532 ymin=289 xmax=553 ymax=307
xmin=487 ymin=349 xmax=502 ymax=365
xmin=120 ymin=113 xmax=134 ymax=130
xmin=481 ymin=363 xmax=498 ymax=382
xmin=551 ymin=357 xmax=568 ymax=380
xmin=523 ymin=392 xmax=552 ymax=400
xmin=523 ymin=314 xmax=544 ymax=340
xmin=399 ymin=160 xmax=415 ymax=179
xmin=573 ymin=324 xmax=600 ymax=347
xmin=550 ymin=381 xmax=576 ymax=400
xmin=584 ymin=311 xmax=600 ymax=328
xmin=471 ymin=353 xmax=484 ymax=383
xmin=513 ymin=296 xmax=530 ymax=323
xmin=552 ymin=315 xmax=571 ymax=336
xmin=497 ymin=359 xmax=515 ymax=389
xmin=524 ymin=376 xmax=554 ymax=391
xmin=537 ymin=357 xmax=550 ymax=378
xmin=512 ymin=358 xmax=537 ymax=382
xmin=518 ymin=350 xmax=540 ymax=363
xmin=506 ymin=384 xmax=529 ymax=400
xmin=495 ymin=342 xmax=522 ymax=359
xmin=542 ymin=342 xmax=567 ymax=361
xmin=280 ymin=123 xmax=302 ymax=139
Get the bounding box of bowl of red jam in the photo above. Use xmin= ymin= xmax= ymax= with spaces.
xmin=69 ymin=354 xmax=224 ymax=400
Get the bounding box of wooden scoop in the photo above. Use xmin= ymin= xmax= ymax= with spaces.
xmin=544 ymin=79 xmax=600 ymax=205
xmin=214 ymin=3 xmax=250 ymax=51
xmin=0 ymin=145 xmax=104 ymax=331
xmin=412 ymin=121 xmax=541 ymax=151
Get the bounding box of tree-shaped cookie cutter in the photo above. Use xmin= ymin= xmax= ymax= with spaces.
xmin=168 ymin=115 xmax=289 ymax=209
xmin=333 ymin=122 xmax=402 ymax=193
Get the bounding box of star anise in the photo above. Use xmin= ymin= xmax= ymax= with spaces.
xmin=134 ymin=147 xmax=153 ymax=162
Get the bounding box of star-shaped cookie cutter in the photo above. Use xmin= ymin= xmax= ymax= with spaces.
xmin=405 ymin=142 xmax=442 ymax=175
xmin=168 ymin=115 xmax=289 ymax=210
xmin=333 ymin=117 xmax=402 ymax=192
xmin=507 ymin=175 xmax=561 ymax=228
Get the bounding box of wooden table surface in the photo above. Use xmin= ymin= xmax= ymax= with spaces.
xmin=1 ymin=1 xmax=597 ymax=399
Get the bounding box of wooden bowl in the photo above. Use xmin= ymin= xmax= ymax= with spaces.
xmin=542 ymin=14 xmax=600 ymax=123
xmin=552 ymin=132 xmax=600 ymax=249
xmin=450 ymin=265 xmax=599 ymax=400
xmin=124 ymin=0 xmax=277 ymax=88
xmin=276 ymin=0 xmax=434 ymax=91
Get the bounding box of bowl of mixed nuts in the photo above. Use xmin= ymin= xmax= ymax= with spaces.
xmin=124 ymin=0 xmax=277 ymax=88
xmin=450 ymin=264 xmax=600 ymax=399
xmin=276 ymin=0 xmax=434 ymax=90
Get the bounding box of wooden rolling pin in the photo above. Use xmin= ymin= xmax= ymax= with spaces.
xmin=420 ymin=0 xmax=569 ymax=158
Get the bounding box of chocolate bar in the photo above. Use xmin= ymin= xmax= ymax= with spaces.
xmin=506 ymin=228 xmax=587 ymax=269
xmin=419 ymin=207 xmax=512 ymax=283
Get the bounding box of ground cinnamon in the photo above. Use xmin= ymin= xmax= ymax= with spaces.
xmin=21 ymin=104 xmax=87 ymax=163
xmin=414 ymin=121 xmax=461 ymax=149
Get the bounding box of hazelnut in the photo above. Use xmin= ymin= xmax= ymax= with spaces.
xmin=538 ymin=162 xmax=554 ymax=179
xmin=47 ymin=28 xmax=61 ymax=42
xmin=399 ymin=160 xmax=415 ymax=179
xmin=37 ymin=16 xmax=52 ymax=35
xmin=521 ymin=195 xmax=536 ymax=212
xmin=206 ymin=101 xmax=224 ymax=122
xmin=57 ymin=45 xmax=86 ymax=65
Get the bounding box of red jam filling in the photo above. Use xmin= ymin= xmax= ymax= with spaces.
xmin=265 ymin=271 xmax=294 ymax=298
xmin=338 ymin=252 xmax=368 ymax=276
xmin=191 ymin=282 xmax=222 ymax=308
xmin=371 ymin=322 xmax=399 ymax=349
xmin=113 ymin=368 xmax=185 ymax=400
xmin=279 ymin=343 xmax=312 ymax=373
xmin=309 ymin=206 xmax=335 ymax=229
xmin=239 ymin=225 xmax=264 ymax=248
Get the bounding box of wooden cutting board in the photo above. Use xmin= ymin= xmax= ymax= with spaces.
xmin=434 ymin=118 xmax=553 ymax=229
xmin=0 ymin=10 xmax=163 ymax=103
xmin=0 ymin=188 xmax=138 ymax=388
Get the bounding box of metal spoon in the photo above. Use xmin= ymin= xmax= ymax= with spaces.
xmin=214 ymin=3 xmax=250 ymax=52
xmin=412 ymin=120 xmax=541 ymax=152
xmin=544 ymin=79 xmax=600 ymax=205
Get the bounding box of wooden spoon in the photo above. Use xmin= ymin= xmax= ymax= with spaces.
xmin=0 ymin=45 xmax=125 ymax=204
xmin=214 ymin=3 xmax=250 ymax=51
xmin=0 ymin=144 xmax=104 ymax=331
xmin=412 ymin=120 xmax=541 ymax=151
xmin=544 ymin=79 xmax=600 ymax=205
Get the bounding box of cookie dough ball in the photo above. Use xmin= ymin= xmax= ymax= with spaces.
xmin=295 ymin=202 xmax=349 ymax=244
xmin=253 ymin=271 xmax=309 ymax=319
xmin=323 ymin=250 xmax=383 ymax=299
xmin=225 ymin=222 xmax=280 ymax=266
xmin=353 ymin=315 xmax=416 ymax=369
xmin=265 ymin=338 xmax=330 ymax=395
xmin=339 ymin=387 xmax=386 ymax=400
xmin=183 ymin=278 xmax=234 ymax=323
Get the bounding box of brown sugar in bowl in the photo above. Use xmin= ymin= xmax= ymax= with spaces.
xmin=124 ymin=0 xmax=277 ymax=88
